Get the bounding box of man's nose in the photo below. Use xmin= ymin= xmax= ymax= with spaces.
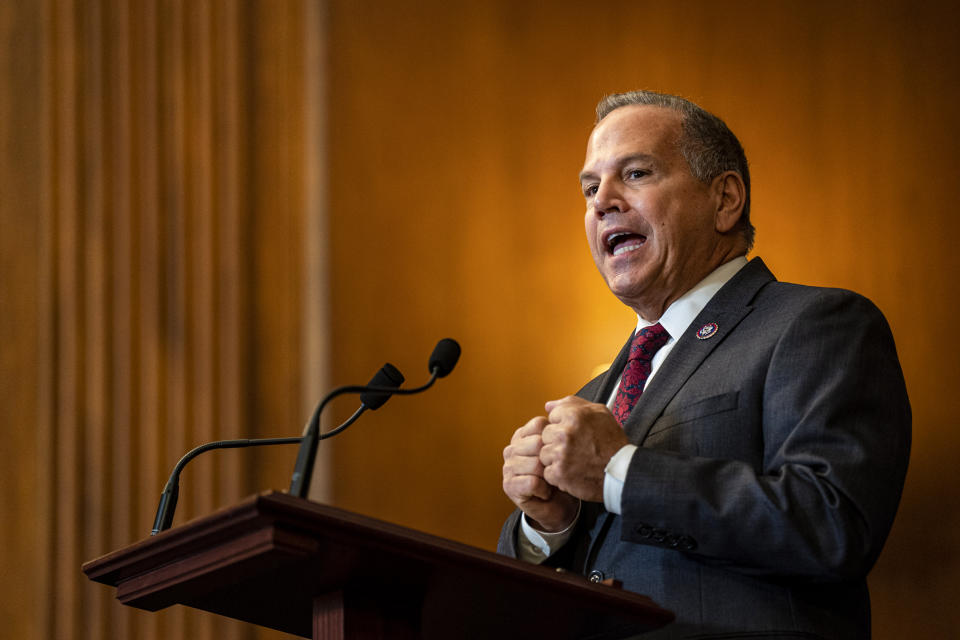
xmin=593 ymin=180 xmax=625 ymax=216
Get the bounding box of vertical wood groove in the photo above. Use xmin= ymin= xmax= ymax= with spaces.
xmin=106 ymin=1 xmax=134 ymax=634
xmin=80 ymin=0 xmax=108 ymax=636
xmin=185 ymin=6 xmax=216 ymax=634
xmin=212 ymin=0 xmax=246 ymax=514
xmin=53 ymin=1 xmax=81 ymax=637
xmin=163 ymin=3 xmax=187 ymax=634
xmin=35 ymin=0 xmax=58 ymax=636
xmin=133 ymin=6 xmax=163 ymax=638
xmin=304 ymin=0 xmax=330 ymax=504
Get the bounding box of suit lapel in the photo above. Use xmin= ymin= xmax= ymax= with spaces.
xmin=622 ymin=257 xmax=776 ymax=444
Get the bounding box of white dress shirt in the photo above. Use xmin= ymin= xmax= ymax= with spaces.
xmin=518 ymin=256 xmax=748 ymax=562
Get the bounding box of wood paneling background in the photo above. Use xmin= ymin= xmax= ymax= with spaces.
xmin=1 ymin=0 xmax=957 ymax=638
xmin=1 ymin=1 xmax=323 ymax=638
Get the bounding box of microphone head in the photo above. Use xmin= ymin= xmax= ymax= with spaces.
xmin=360 ymin=362 xmax=405 ymax=410
xmin=428 ymin=338 xmax=461 ymax=378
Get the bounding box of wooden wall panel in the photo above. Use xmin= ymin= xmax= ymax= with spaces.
xmin=0 ymin=4 xmax=43 ymax=640
xmin=0 ymin=1 xmax=323 ymax=638
xmin=324 ymin=1 xmax=960 ymax=638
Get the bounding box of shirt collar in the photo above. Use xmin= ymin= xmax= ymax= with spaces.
xmin=635 ymin=256 xmax=749 ymax=340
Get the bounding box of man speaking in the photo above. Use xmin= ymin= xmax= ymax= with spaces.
xmin=498 ymin=91 xmax=911 ymax=639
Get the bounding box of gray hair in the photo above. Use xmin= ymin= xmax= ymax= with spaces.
xmin=596 ymin=91 xmax=754 ymax=250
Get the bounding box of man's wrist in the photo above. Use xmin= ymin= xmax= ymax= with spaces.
xmin=603 ymin=444 xmax=638 ymax=515
xmin=519 ymin=501 xmax=582 ymax=559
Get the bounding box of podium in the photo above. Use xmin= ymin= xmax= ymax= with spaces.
xmin=83 ymin=491 xmax=673 ymax=639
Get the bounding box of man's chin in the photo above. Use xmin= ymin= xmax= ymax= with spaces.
xmin=608 ymin=283 xmax=649 ymax=310
xmin=605 ymin=274 xmax=667 ymax=319
xmin=605 ymin=272 xmax=650 ymax=299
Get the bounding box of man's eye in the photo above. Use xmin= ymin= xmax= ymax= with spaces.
xmin=626 ymin=169 xmax=649 ymax=179
xmin=583 ymin=184 xmax=599 ymax=197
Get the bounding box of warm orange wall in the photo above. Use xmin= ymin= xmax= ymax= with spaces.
xmin=325 ymin=1 xmax=959 ymax=637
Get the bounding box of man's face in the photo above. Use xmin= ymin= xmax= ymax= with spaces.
xmin=580 ymin=105 xmax=722 ymax=319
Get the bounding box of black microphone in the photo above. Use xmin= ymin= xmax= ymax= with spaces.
xmin=288 ymin=338 xmax=461 ymax=498
xmin=360 ymin=362 xmax=405 ymax=409
xmin=429 ymin=338 xmax=461 ymax=378
xmin=149 ymin=435 xmax=301 ymax=536
xmin=150 ymin=362 xmax=406 ymax=536
xmin=315 ymin=363 xmax=405 ymax=440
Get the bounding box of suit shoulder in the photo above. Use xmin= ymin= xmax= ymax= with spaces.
xmin=755 ymin=280 xmax=886 ymax=319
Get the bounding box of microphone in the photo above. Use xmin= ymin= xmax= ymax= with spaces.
xmin=429 ymin=338 xmax=461 ymax=378
xmin=360 ymin=362 xmax=405 ymax=409
xmin=150 ymin=362 xmax=406 ymax=536
xmin=314 ymin=363 xmax=405 ymax=440
xmin=149 ymin=435 xmax=301 ymax=536
xmin=288 ymin=338 xmax=461 ymax=498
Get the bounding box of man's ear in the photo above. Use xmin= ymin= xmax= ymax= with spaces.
xmin=712 ymin=171 xmax=746 ymax=233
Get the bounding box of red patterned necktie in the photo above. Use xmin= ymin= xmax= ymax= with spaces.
xmin=612 ymin=323 xmax=670 ymax=425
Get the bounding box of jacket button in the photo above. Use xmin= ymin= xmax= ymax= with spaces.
xmin=636 ymin=524 xmax=653 ymax=538
xmin=587 ymin=570 xmax=604 ymax=583
xmin=666 ymin=534 xmax=680 ymax=548
xmin=680 ymin=536 xmax=698 ymax=551
xmin=652 ymin=529 xmax=667 ymax=543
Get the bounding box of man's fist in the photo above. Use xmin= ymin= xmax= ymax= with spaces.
xmin=539 ymin=396 xmax=629 ymax=502
xmin=502 ymin=416 xmax=579 ymax=531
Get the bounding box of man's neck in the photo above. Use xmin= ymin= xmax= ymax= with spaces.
xmin=632 ymin=253 xmax=748 ymax=322
xmin=635 ymin=256 xmax=749 ymax=326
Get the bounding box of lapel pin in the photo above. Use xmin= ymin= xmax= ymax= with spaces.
xmin=695 ymin=322 xmax=719 ymax=340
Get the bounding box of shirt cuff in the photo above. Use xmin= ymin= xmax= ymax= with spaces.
xmin=517 ymin=501 xmax=581 ymax=563
xmin=603 ymin=444 xmax=637 ymax=515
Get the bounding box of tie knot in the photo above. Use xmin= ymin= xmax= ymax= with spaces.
xmin=629 ymin=323 xmax=670 ymax=363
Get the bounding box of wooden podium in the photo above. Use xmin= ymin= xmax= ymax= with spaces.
xmin=83 ymin=491 xmax=673 ymax=639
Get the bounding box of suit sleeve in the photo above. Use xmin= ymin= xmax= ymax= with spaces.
xmin=497 ymin=510 xmax=522 ymax=558
xmin=618 ymin=291 xmax=911 ymax=581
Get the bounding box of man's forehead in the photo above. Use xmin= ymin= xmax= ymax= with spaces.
xmin=582 ymin=105 xmax=682 ymax=171
xmin=589 ymin=104 xmax=681 ymax=146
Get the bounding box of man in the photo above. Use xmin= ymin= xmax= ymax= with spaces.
xmin=499 ymin=91 xmax=910 ymax=639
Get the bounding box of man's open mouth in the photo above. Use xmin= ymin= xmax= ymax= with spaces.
xmin=606 ymin=231 xmax=647 ymax=256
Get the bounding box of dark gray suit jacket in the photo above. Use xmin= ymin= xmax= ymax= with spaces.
xmin=498 ymin=258 xmax=911 ymax=639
